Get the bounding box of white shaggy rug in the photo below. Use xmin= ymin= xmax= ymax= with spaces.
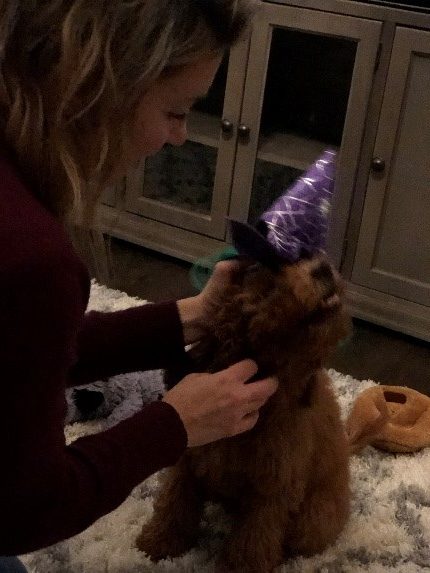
xmin=21 ymin=281 xmax=430 ymax=572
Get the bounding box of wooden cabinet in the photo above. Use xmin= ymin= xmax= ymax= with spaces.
xmin=100 ymin=0 xmax=430 ymax=341
xmin=101 ymin=1 xmax=380 ymax=264
xmin=348 ymin=26 xmax=430 ymax=340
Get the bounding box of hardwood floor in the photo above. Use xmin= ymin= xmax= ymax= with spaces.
xmin=105 ymin=237 xmax=430 ymax=395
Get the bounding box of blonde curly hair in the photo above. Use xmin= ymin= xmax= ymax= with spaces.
xmin=0 ymin=0 xmax=256 ymax=220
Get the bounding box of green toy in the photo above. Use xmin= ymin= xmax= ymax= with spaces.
xmin=190 ymin=246 xmax=239 ymax=291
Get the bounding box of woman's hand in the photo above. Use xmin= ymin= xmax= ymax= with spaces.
xmin=177 ymin=260 xmax=242 ymax=345
xmin=163 ymin=359 xmax=278 ymax=447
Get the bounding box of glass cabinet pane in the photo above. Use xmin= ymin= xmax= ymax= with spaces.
xmin=141 ymin=142 xmax=216 ymax=215
xmin=248 ymin=28 xmax=357 ymax=222
xmin=141 ymin=56 xmax=229 ymax=214
xmin=248 ymin=161 xmax=301 ymax=225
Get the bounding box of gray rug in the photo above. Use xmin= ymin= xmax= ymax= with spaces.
xmin=21 ymin=282 xmax=430 ymax=572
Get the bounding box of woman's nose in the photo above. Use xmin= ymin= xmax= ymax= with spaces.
xmin=168 ymin=121 xmax=188 ymax=147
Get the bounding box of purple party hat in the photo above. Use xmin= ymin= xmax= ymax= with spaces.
xmin=228 ymin=149 xmax=337 ymax=267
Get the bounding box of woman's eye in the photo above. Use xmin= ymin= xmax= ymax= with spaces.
xmin=168 ymin=112 xmax=187 ymax=121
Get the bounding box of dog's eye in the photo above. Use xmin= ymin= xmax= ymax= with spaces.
xmin=311 ymin=261 xmax=337 ymax=300
xmin=311 ymin=261 xmax=334 ymax=284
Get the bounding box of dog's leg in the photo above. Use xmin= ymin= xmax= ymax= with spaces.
xmin=221 ymin=496 xmax=286 ymax=573
xmin=285 ymin=479 xmax=350 ymax=556
xmin=136 ymin=459 xmax=203 ymax=561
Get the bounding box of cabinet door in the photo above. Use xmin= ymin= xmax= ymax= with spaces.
xmin=228 ymin=4 xmax=382 ymax=267
xmin=124 ymin=41 xmax=249 ymax=240
xmin=352 ymin=27 xmax=430 ymax=307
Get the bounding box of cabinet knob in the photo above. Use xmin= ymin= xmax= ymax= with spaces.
xmin=221 ymin=119 xmax=234 ymax=134
xmin=371 ymin=157 xmax=386 ymax=173
xmin=238 ymin=124 xmax=250 ymax=140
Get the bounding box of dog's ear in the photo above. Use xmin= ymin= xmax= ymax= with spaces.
xmin=239 ymin=263 xmax=282 ymax=308
xmin=243 ymin=270 xmax=303 ymax=347
xmin=221 ymin=258 xmax=262 ymax=290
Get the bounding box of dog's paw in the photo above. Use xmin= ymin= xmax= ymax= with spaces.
xmin=136 ymin=523 xmax=192 ymax=561
xmin=222 ymin=543 xmax=280 ymax=573
xmin=214 ymin=565 xmax=237 ymax=573
xmin=218 ymin=561 xmax=275 ymax=573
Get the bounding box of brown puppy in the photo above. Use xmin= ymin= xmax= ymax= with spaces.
xmin=137 ymin=254 xmax=351 ymax=572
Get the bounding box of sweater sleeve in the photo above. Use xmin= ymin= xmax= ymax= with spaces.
xmin=0 ymin=254 xmax=187 ymax=556
xmin=69 ymin=300 xmax=189 ymax=386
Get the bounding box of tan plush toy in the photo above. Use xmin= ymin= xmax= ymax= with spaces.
xmin=346 ymin=385 xmax=430 ymax=454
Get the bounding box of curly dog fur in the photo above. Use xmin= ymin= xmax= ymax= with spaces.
xmin=137 ymin=254 xmax=351 ymax=572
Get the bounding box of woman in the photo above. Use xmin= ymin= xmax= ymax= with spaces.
xmin=0 ymin=0 xmax=278 ymax=570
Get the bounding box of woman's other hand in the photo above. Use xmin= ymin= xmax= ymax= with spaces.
xmin=177 ymin=260 xmax=242 ymax=344
xmin=163 ymin=359 xmax=278 ymax=447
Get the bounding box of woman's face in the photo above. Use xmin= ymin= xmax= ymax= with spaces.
xmin=131 ymin=54 xmax=222 ymax=161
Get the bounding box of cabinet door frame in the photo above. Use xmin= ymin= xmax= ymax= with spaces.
xmin=351 ymin=26 xmax=430 ymax=306
xmin=228 ymin=3 xmax=382 ymax=268
xmin=124 ymin=38 xmax=250 ymax=240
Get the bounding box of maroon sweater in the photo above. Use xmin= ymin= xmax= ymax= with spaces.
xmin=0 ymin=155 xmax=188 ymax=555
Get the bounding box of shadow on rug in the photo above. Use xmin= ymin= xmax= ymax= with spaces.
xmin=21 ymin=282 xmax=430 ymax=572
